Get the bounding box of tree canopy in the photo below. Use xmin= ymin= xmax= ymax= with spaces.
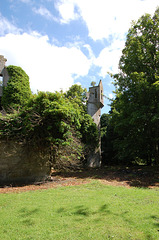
xmin=105 ymin=8 xmax=159 ymax=165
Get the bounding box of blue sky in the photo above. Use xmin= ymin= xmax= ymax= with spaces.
xmin=0 ymin=0 xmax=158 ymax=113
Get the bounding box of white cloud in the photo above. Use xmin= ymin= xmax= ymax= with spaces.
xmin=94 ymin=39 xmax=125 ymax=77
xmin=108 ymin=93 xmax=114 ymax=99
xmin=56 ymin=0 xmax=159 ymax=77
xmin=0 ymin=14 xmax=21 ymax=36
xmin=32 ymin=6 xmax=58 ymax=22
xmin=0 ymin=32 xmax=91 ymax=93
xmin=56 ymin=0 xmax=159 ymax=41
xmin=55 ymin=0 xmax=80 ymax=23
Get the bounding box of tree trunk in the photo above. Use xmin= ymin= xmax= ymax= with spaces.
xmin=155 ymin=142 xmax=159 ymax=165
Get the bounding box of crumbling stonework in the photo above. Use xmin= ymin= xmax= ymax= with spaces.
xmin=87 ymin=80 xmax=104 ymax=128
xmin=87 ymin=80 xmax=104 ymax=167
xmin=0 ymin=55 xmax=9 ymax=98
xmin=0 ymin=140 xmax=51 ymax=184
xmin=0 ymin=55 xmax=7 ymax=73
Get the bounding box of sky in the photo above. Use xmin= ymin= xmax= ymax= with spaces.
xmin=0 ymin=0 xmax=158 ymax=113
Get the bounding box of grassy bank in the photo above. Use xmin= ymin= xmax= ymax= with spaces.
xmin=0 ymin=181 xmax=159 ymax=240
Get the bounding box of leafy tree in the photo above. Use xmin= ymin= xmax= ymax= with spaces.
xmin=100 ymin=113 xmax=110 ymax=137
xmin=65 ymin=84 xmax=87 ymax=112
xmin=91 ymin=81 xmax=96 ymax=87
xmin=0 ymin=87 xmax=99 ymax=169
xmin=65 ymin=84 xmax=99 ymax=147
xmin=111 ymin=8 xmax=159 ymax=165
xmin=2 ymin=65 xmax=32 ymax=111
xmin=100 ymin=113 xmax=118 ymax=165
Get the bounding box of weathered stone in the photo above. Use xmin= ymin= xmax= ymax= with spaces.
xmin=0 ymin=140 xmax=51 ymax=184
xmin=87 ymin=80 xmax=104 ymax=167
xmin=0 ymin=55 xmax=7 ymax=73
xmin=87 ymin=80 xmax=104 ymax=128
xmin=0 ymin=55 xmax=9 ymax=97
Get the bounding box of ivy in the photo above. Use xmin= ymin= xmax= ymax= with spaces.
xmin=0 ymin=86 xmax=99 ymax=169
xmin=1 ymin=65 xmax=32 ymax=111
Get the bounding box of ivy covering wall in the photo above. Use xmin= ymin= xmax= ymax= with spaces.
xmin=1 ymin=65 xmax=32 ymax=111
xmin=0 ymin=76 xmax=99 ymax=170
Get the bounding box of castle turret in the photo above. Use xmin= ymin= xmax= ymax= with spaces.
xmin=0 ymin=55 xmax=9 ymax=93
xmin=0 ymin=55 xmax=9 ymax=109
xmin=87 ymin=80 xmax=104 ymax=167
xmin=87 ymin=80 xmax=104 ymax=127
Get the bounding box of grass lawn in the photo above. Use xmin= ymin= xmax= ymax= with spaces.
xmin=0 ymin=181 xmax=159 ymax=240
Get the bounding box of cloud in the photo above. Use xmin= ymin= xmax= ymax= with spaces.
xmin=19 ymin=0 xmax=31 ymax=3
xmin=32 ymin=6 xmax=58 ymax=22
xmin=0 ymin=32 xmax=91 ymax=93
xmin=55 ymin=0 xmax=80 ymax=23
xmin=55 ymin=0 xmax=159 ymax=78
xmin=108 ymin=93 xmax=114 ymax=99
xmin=94 ymin=39 xmax=125 ymax=76
xmin=56 ymin=0 xmax=159 ymax=40
xmin=0 ymin=13 xmax=21 ymax=36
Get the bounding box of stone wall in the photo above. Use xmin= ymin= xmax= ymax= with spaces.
xmin=0 ymin=140 xmax=51 ymax=184
xmin=0 ymin=55 xmax=7 ymax=73
xmin=87 ymin=80 xmax=104 ymax=168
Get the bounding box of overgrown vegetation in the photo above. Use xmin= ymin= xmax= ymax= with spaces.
xmin=0 ymin=182 xmax=159 ymax=239
xmin=101 ymin=8 xmax=159 ymax=166
xmin=1 ymin=65 xmax=32 ymax=111
xmin=0 ymin=82 xmax=99 ymax=170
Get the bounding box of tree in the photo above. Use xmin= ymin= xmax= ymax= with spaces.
xmin=65 ymin=84 xmax=99 ymax=147
xmin=2 ymin=65 xmax=32 ymax=111
xmin=65 ymin=84 xmax=88 ymax=113
xmin=111 ymin=8 xmax=159 ymax=165
xmin=91 ymin=81 xmax=96 ymax=87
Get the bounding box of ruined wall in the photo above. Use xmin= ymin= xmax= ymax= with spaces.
xmin=0 ymin=55 xmax=9 ymax=98
xmin=87 ymin=103 xmax=101 ymax=128
xmin=0 ymin=55 xmax=7 ymax=73
xmin=87 ymin=80 xmax=104 ymax=128
xmin=0 ymin=140 xmax=51 ymax=184
xmin=87 ymin=80 xmax=104 ymax=168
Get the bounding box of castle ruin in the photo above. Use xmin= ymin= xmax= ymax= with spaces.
xmin=0 ymin=56 xmax=104 ymax=184
xmin=0 ymin=55 xmax=9 ymax=108
xmin=87 ymin=80 xmax=104 ymax=167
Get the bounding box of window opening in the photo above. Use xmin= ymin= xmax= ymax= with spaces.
xmin=101 ymin=90 xmax=103 ymax=99
xmin=95 ymin=88 xmax=97 ymax=98
xmin=0 ymin=75 xmax=3 ymax=86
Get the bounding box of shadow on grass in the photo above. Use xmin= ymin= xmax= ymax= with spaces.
xmin=56 ymin=203 xmax=159 ymax=236
xmin=18 ymin=208 xmax=40 ymax=226
xmin=19 ymin=208 xmax=40 ymax=217
xmin=52 ymin=166 xmax=159 ymax=188
xmin=56 ymin=204 xmax=111 ymax=218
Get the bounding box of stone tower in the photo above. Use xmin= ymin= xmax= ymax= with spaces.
xmin=87 ymin=80 xmax=104 ymax=167
xmin=0 ymin=55 xmax=9 ymax=99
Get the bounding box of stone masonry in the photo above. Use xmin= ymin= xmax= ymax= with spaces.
xmin=0 ymin=55 xmax=9 ymax=97
xmin=87 ymin=80 xmax=104 ymax=167
xmin=0 ymin=140 xmax=51 ymax=184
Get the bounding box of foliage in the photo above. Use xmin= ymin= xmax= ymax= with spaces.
xmin=91 ymin=81 xmax=96 ymax=87
xmin=0 ymin=182 xmax=159 ymax=239
xmin=1 ymin=65 xmax=32 ymax=111
xmin=0 ymin=86 xmax=99 ymax=169
xmin=65 ymin=84 xmax=87 ymax=112
xmin=100 ymin=113 xmax=110 ymax=137
xmin=101 ymin=114 xmax=118 ymax=165
xmin=65 ymin=84 xmax=99 ymax=146
xmin=105 ymin=8 xmax=159 ymax=165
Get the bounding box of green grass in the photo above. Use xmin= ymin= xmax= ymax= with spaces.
xmin=0 ymin=181 xmax=159 ymax=240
